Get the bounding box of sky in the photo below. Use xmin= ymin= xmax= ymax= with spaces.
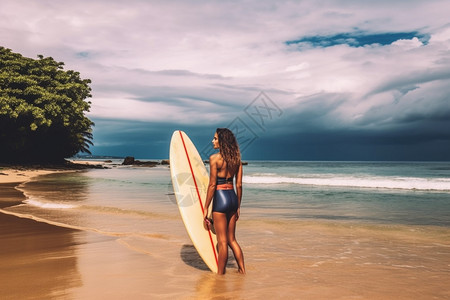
xmin=1 ymin=0 xmax=450 ymax=161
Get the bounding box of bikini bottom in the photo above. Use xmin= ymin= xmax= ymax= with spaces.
xmin=212 ymin=189 xmax=238 ymax=215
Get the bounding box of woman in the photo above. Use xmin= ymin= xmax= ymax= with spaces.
xmin=203 ymin=128 xmax=246 ymax=275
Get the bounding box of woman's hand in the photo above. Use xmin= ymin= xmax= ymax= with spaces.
xmin=235 ymin=208 xmax=240 ymax=221
xmin=203 ymin=210 xmax=211 ymax=230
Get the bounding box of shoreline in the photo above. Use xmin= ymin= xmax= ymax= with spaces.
xmin=0 ymin=180 xmax=148 ymax=299
xmin=0 ymin=159 xmax=110 ymax=184
xmin=0 ymin=176 xmax=79 ymax=299
xmin=0 ymin=164 xmax=160 ymax=299
xmin=0 ymin=168 xmax=64 ymax=184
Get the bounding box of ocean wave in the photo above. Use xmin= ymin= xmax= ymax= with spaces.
xmin=79 ymin=205 xmax=175 ymax=220
xmin=20 ymin=199 xmax=177 ymax=221
xmin=0 ymin=208 xmax=172 ymax=240
xmin=24 ymin=199 xmax=79 ymax=209
xmin=243 ymin=175 xmax=450 ymax=191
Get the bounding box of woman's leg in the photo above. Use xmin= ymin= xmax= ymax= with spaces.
xmin=213 ymin=211 xmax=228 ymax=275
xmin=227 ymin=212 xmax=246 ymax=274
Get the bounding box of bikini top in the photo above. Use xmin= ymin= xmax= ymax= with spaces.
xmin=216 ymin=176 xmax=233 ymax=185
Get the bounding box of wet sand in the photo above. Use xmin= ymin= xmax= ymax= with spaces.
xmin=1 ymin=172 xmax=450 ymax=299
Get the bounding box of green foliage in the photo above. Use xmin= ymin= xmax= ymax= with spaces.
xmin=0 ymin=47 xmax=94 ymax=163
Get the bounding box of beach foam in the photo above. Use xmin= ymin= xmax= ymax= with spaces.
xmin=24 ymin=199 xmax=78 ymax=209
xmin=243 ymin=174 xmax=450 ymax=191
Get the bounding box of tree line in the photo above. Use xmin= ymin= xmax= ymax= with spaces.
xmin=0 ymin=47 xmax=94 ymax=163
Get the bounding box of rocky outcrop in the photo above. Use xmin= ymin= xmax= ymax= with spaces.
xmin=122 ymin=156 xmax=159 ymax=167
xmin=122 ymin=156 xmax=136 ymax=165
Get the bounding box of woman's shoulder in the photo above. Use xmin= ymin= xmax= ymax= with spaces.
xmin=209 ymin=153 xmax=221 ymax=162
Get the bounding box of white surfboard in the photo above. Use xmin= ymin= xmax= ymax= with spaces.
xmin=169 ymin=130 xmax=218 ymax=273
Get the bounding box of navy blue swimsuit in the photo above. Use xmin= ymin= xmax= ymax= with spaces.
xmin=212 ymin=177 xmax=238 ymax=215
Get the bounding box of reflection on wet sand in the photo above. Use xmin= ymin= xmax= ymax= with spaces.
xmin=195 ymin=272 xmax=245 ymax=299
xmin=0 ymin=212 xmax=82 ymax=299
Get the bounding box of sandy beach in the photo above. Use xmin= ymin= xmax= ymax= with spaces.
xmin=1 ymin=164 xmax=450 ymax=299
xmin=0 ymin=168 xmax=58 ymax=184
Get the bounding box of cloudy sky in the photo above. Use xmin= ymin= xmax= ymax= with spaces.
xmin=2 ymin=0 xmax=450 ymax=160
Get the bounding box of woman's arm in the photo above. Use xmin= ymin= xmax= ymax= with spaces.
xmin=203 ymin=154 xmax=217 ymax=219
xmin=235 ymin=163 xmax=243 ymax=205
xmin=235 ymin=162 xmax=243 ymax=220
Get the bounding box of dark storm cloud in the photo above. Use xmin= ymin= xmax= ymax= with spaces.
xmin=367 ymin=68 xmax=450 ymax=97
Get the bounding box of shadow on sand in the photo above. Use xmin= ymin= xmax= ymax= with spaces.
xmin=180 ymin=244 xmax=210 ymax=271
xmin=180 ymin=244 xmax=238 ymax=271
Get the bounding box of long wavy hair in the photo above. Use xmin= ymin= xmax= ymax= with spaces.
xmin=216 ymin=128 xmax=241 ymax=175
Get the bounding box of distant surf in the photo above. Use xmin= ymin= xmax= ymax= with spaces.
xmin=243 ymin=174 xmax=450 ymax=191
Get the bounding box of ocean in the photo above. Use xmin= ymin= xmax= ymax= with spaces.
xmin=242 ymin=161 xmax=450 ymax=226
xmin=2 ymin=160 xmax=450 ymax=298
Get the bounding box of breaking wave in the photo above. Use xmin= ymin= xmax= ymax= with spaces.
xmin=243 ymin=174 xmax=450 ymax=191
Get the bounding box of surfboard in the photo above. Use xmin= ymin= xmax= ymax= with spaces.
xmin=169 ymin=130 xmax=218 ymax=273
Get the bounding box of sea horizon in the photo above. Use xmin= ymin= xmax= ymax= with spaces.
xmin=71 ymin=155 xmax=450 ymax=163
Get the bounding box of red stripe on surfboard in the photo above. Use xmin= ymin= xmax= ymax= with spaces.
xmin=178 ymin=131 xmax=218 ymax=269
